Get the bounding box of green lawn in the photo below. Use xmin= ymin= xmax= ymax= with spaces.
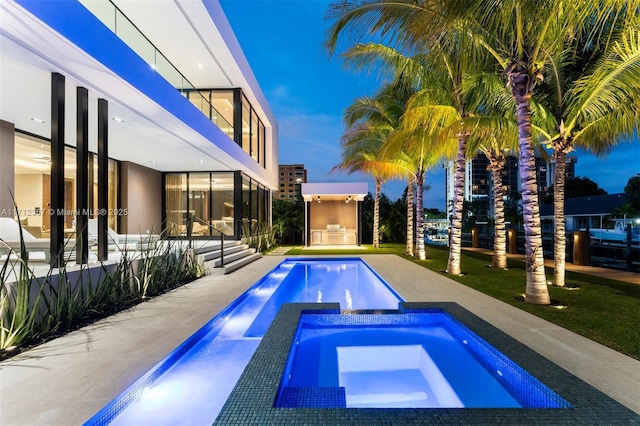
xmin=282 ymin=243 xmax=640 ymax=360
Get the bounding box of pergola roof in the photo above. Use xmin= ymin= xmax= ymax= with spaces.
xmin=301 ymin=182 xmax=367 ymax=202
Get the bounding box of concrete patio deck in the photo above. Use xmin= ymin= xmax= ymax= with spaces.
xmin=0 ymin=254 xmax=638 ymax=425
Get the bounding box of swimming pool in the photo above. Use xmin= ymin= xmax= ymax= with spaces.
xmin=276 ymin=311 xmax=571 ymax=409
xmin=216 ymin=302 xmax=638 ymax=424
xmin=84 ymin=258 xmax=402 ymax=426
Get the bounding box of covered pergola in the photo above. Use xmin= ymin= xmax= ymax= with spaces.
xmin=301 ymin=182 xmax=367 ymax=247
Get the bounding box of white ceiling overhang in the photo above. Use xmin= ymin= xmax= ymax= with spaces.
xmin=301 ymin=182 xmax=368 ymax=202
xmin=0 ymin=0 xmax=277 ymax=188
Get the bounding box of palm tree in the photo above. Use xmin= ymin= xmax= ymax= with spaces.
xmin=478 ymin=136 xmax=517 ymax=269
xmin=333 ymin=85 xmax=410 ymax=247
xmin=534 ymin=14 xmax=640 ymax=286
xmin=388 ymin=94 xmax=456 ymax=260
xmin=459 ymin=0 xmax=637 ymax=303
xmin=336 ymin=40 xmax=479 ymax=265
xmin=405 ymin=174 xmax=415 ymax=255
xmin=462 ymin=73 xmax=521 ymax=269
xmin=326 ymin=0 xmax=634 ymax=303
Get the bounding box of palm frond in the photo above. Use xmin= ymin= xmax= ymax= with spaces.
xmin=567 ymin=26 xmax=640 ymax=127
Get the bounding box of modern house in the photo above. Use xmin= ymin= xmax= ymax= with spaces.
xmin=0 ymin=0 xmax=278 ymax=265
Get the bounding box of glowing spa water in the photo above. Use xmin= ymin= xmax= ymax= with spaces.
xmin=84 ymin=258 xmax=402 ymax=426
xmin=276 ymin=312 xmax=572 ymax=409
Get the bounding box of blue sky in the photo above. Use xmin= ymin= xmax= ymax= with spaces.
xmin=220 ymin=0 xmax=640 ymax=211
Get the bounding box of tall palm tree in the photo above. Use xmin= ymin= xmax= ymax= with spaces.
xmin=468 ymin=1 xmax=638 ymax=299
xmin=334 ymin=85 xmax=411 ymax=247
xmin=336 ymin=40 xmax=480 ymax=265
xmin=388 ymin=94 xmax=457 ymax=260
xmin=405 ymin=174 xmax=415 ymax=255
xmin=534 ymin=14 xmax=640 ymax=286
xmin=462 ymin=73 xmax=521 ymax=269
xmin=326 ymin=0 xmax=633 ymax=303
xmin=459 ymin=0 xmax=638 ymax=303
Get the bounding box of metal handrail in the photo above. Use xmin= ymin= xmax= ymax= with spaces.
xmin=187 ymin=215 xmax=227 ymax=268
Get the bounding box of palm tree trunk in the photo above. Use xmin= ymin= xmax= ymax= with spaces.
xmin=447 ymin=134 xmax=467 ymax=275
xmin=405 ymin=176 xmax=415 ymax=256
xmin=489 ymin=153 xmax=508 ymax=269
xmin=373 ymin=177 xmax=381 ymax=248
xmin=553 ymin=141 xmax=570 ymax=287
xmin=510 ymin=71 xmax=550 ymax=305
xmin=415 ymin=170 xmax=426 ymax=260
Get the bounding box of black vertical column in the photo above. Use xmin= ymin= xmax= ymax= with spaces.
xmin=76 ymin=87 xmax=89 ymax=264
xmin=97 ymin=98 xmax=108 ymax=261
xmin=233 ymin=88 xmax=242 ymax=146
xmin=233 ymin=171 xmax=242 ymax=238
xmin=357 ymin=201 xmax=362 ymax=246
xmin=50 ymin=72 xmax=65 ymax=268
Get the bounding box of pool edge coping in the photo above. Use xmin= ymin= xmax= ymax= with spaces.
xmin=215 ymin=302 xmax=640 ymax=425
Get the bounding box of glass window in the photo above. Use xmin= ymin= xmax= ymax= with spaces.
xmin=13 ymin=133 xmax=122 ymax=239
xmin=90 ymin=154 xmax=118 ymax=232
xmin=165 ymin=173 xmax=188 ymax=236
xmin=242 ymin=96 xmax=250 ymax=155
xmin=251 ymin=109 xmax=258 ymax=162
xmin=211 ymin=172 xmax=235 ymax=236
xmin=187 ymin=90 xmax=207 ymax=117
xmin=259 ymin=186 xmax=266 ymax=224
xmin=107 ymin=158 xmax=118 ymax=232
xmin=251 ymin=180 xmax=258 ymax=223
xmin=211 ymin=90 xmax=234 ymax=139
xmin=259 ymin=121 xmax=265 ymax=168
xmin=242 ymin=176 xmax=251 ymax=223
xmin=188 ymin=173 xmax=211 ymax=236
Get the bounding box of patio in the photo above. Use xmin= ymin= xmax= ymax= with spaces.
xmin=0 ymin=254 xmax=638 ymax=424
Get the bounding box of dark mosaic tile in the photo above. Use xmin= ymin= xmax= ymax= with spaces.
xmin=215 ymin=302 xmax=640 ymax=425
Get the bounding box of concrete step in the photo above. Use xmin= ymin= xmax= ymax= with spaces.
xmin=196 ymin=243 xmax=248 ymax=263
xmin=192 ymin=239 xmax=243 ymax=255
xmin=205 ymin=246 xmax=253 ymax=268
xmin=207 ymin=251 xmax=262 ymax=275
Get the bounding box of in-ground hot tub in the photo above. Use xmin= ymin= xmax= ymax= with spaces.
xmin=276 ymin=311 xmax=570 ymax=409
xmin=216 ymin=302 xmax=639 ymax=425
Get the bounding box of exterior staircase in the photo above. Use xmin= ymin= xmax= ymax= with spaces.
xmin=193 ymin=239 xmax=261 ymax=275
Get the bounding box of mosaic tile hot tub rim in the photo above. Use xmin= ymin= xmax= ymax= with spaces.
xmin=215 ymin=302 xmax=640 ymax=425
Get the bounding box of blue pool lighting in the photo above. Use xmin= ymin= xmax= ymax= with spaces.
xmin=276 ymin=311 xmax=572 ymax=409
xmin=84 ymin=258 xmax=402 ymax=425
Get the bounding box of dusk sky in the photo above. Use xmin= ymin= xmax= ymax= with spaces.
xmin=221 ymin=0 xmax=640 ymax=211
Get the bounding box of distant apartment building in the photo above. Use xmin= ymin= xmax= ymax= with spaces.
xmin=444 ymin=153 xmax=577 ymax=219
xmin=277 ymin=164 xmax=307 ymax=200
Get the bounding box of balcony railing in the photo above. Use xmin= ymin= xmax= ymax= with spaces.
xmin=81 ymin=0 xmax=233 ymax=136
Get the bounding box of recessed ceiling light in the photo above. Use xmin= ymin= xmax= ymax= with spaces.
xmin=199 ymin=160 xmax=205 ymax=164
xmin=198 ymin=63 xmax=203 ymax=69
xmin=30 ymin=118 xmax=45 ymax=123
xmin=33 ymin=155 xmax=51 ymax=164
xmin=150 ymin=160 xmax=158 ymax=164
xmin=112 ymin=117 xmax=124 ymax=122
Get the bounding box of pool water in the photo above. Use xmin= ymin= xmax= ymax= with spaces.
xmin=84 ymin=258 xmax=402 ymax=426
xmin=277 ymin=311 xmax=572 ymax=409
